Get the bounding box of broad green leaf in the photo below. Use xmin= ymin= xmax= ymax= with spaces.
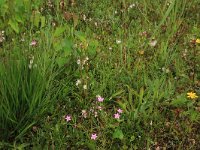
xmin=16 ymin=14 xmax=24 ymax=24
xmin=8 ymin=19 xmax=19 ymax=33
xmin=73 ymin=14 xmax=79 ymax=28
xmin=40 ymin=16 xmax=45 ymax=28
xmin=53 ymin=40 xmax=62 ymax=51
xmin=86 ymin=141 xmax=96 ymax=150
xmin=0 ymin=3 xmax=8 ymax=17
xmin=33 ymin=11 xmax=41 ymax=28
xmin=130 ymin=135 xmax=135 ymax=142
xmin=171 ymin=95 xmax=187 ymax=107
xmin=56 ymin=57 xmax=67 ymax=68
xmin=112 ymin=128 xmax=124 ymax=140
xmin=16 ymin=0 xmax=23 ymax=6
xmin=63 ymin=38 xmax=73 ymax=56
xmin=189 ymin=110 xmax=199 ymax=122
xmin=54 ymin=26 xmax=66 ymax=37
xmin=88 ymin=40 xmax=98 ymax=56
xmin=75 ymin=31 xmax=86 ymax=42
xmin=0 ymin=0 xmax=6 ymax=6
xmin=171 ymin=98 xmax=187 ymax=107
xmin=23 ymin=0 xmax=31 ymax=11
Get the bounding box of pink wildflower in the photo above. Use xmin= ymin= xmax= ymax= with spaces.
xmin=30 ymin=40 xmax=37 ymax=46
xmin=65 ymin=115 xmax=71 ymax=122
xmin=91 ymin=133 xmax=98 ymax=140
xmin=96 ymin=95 xmax=104 ymax=102
xmin=114 ymin=113 xmax=120 ymax=119
xmin=117 ymin=108 xmax=123 ymax=114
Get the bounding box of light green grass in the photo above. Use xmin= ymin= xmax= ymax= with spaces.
xmin=0 ymin=0 xmax=200 ymax=149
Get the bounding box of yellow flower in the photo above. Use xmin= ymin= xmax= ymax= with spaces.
xmin=187 ymin=92 xmax=198 ymax=99
xmin=196 ymin=39 xmax=200 ymax=44
xmin=139 ymin=50 xmax=144 ymax=55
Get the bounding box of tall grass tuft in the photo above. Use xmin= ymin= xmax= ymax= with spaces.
xmin=0 ymin=50 xmax=58 ymax=142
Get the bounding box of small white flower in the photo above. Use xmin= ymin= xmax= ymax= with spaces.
xmin=96 ymin=95 xmax=100 ymax=98
xmin=76 ymin=79 xmax=81 ymax=86
xmin=90 ymin=107 xmax=94 ymax=112
xmin=97 ymin=106 xmax=102 ymax=111
xmin=52 ymin=22 xmax=56 ymax=27
xmin=149 ymin=40 xmax=157 ymax=47
xmin=83 ymin=14 xmax=86 ymax=21
xmin=165 ymin=68 xmax=170 ymax=73
xmin=77 ymin=59 xmax=81 ymax=65
xmin=28 ymin=64 xmax=32 ymax=69
xmin=74 ymin=44 xmax=78 ymax=48
xmin=150 ymin=120 xmax=153 ymax=126
xmin=81 ymin=110 xmax=87 ymax=118
xmin=94 ymin=111 xmax=98 ymax=117
xmin=82 ymin=57 xmax=89 ymax=65
xmin=0 ymin=30 xmax=5 ymax=43
xmin=115 ymin=11 xmax=117 ymax=14
xmin=116 ymin=40 xmax=121 ymax=44
xmin=83 ymin=85 xmax=87 ymax=90
xmin=85 ymin=56 xmax=89 ymax=61
xmin=129 ymin=3 xmax=135 ymax=8
xmin=162 ymin=67 xmax=170 ymax=73
xmin=28 ymin=56 xmax=35 ymax=69
xmin=30 ymin=59 xmax=34 ymax=64
xmin=109 ymin=47 xmax=112 ymax=50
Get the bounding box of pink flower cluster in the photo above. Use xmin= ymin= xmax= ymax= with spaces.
xmin=64 ymin=99 xmax=123 ymax=142
xmin=114 ymin=108 xmax=123 ymax=119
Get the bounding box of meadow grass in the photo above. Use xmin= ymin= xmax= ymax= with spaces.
xmin=0 ymin=0 xmax=200 ymax=149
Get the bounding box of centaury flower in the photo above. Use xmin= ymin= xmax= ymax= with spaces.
xmin=117 ymin=108 xmax=123 ymax=114
xmin=91 ymin=133 xmax=98 ymax=140
xmin=65 ymin=115 xmax=71 ymax=122
xmin=96 ymin=95 xmax=104 ymax=102
xmin=30 ymin=40 xmax=37 ymax=46
xmin=187 ymin=92 xmax=198 ymax=99
xmin=114 ymin=113 xmax=120 ymax=119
